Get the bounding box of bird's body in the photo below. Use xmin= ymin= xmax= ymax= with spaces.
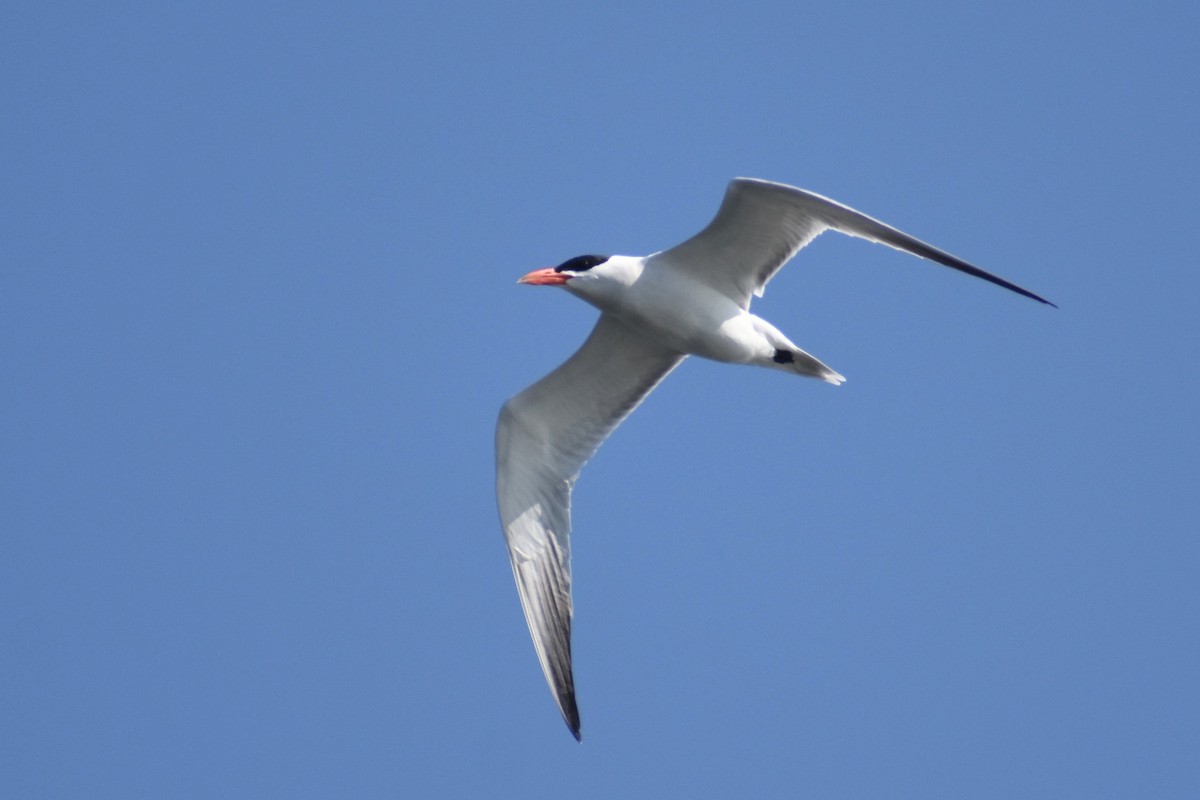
xmin=569 ymin=256 xmax=809 ymax=369
xmin=496 ymin=178 xmax=1052 ymax=740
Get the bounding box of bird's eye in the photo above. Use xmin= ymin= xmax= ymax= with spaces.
xmin=554 ymin=254 xmax=610 ymax=273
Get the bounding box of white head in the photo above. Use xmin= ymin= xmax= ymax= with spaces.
xmin=517 ymin=254 xmax=642 ymax=311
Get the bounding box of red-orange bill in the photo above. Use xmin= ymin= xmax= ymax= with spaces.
xmin=517 ymin=268 xmax=569 ymax=285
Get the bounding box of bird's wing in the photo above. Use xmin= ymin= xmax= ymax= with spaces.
xmin=496 ymin=313 xmax=684 ymax=740
xmin=649 ymin=177 xmax=1054 ymax=308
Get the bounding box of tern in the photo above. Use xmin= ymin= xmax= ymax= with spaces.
xmin=496 ymin=178 xmax=1052 ymax=740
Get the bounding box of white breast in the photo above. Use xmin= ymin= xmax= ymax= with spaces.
xmin=615 ymin=264 xmax=758 ymax=362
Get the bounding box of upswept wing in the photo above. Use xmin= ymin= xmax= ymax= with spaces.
xmin=496 ymin=313 xmax=684 ymax=739
xmin=650 ymin=178 xmax=1054 ymax=308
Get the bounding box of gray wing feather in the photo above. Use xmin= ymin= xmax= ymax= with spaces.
xmin=651 ymin=178 xmax=1054 ymax=308
xmin=496 ymin=313 xmax=684 ymax=739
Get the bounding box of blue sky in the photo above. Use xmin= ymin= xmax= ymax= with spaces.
xmin=2 ymin=1 xmax=1197 ymax=797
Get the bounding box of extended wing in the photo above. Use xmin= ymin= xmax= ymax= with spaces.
xmin=496 ymin=313 xmax=684 ymax=739
xmin=650 ymin=178 xmax=1054 ymax=308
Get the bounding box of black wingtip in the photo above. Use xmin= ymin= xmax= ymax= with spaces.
xmin=969 ymin=265 xmax=1057 ymax=308
xmin=893 ymin=229 xmax=1057 ymax=308
xmin=562 ymin=695 xmax=582 ymax=741
xmin=1010 ymin=283 xmax=1058 ymax=308
xmin=955 ymin=262 xmax=1057 ymax=308
xmin=1020 ymin=290 xmax=1057 ymax=308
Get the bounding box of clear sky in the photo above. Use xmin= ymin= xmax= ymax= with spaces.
xmin=2 ymin=2 xmax=1197 ymax=797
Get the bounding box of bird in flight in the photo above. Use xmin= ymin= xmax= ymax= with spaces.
xmin=495 ymin=178 xmax=1053 ymax=740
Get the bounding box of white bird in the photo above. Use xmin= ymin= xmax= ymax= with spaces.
xmin=496 ymin=178 xmax=1053 ymax=740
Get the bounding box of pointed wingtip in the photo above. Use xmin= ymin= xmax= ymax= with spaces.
xmin=1017 ymin=285 xmax=1057 ymax=308
xmin=972 ymin=270 xmax=1057 ymax=308
xmin=562 ymin=694 xmax=582 ymax=741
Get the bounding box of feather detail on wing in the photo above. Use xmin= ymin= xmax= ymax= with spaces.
xmin=650 ymin=178 xmax=1054 ymax=308
xmin=496 ymin=313 xmax=684 ymax=739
